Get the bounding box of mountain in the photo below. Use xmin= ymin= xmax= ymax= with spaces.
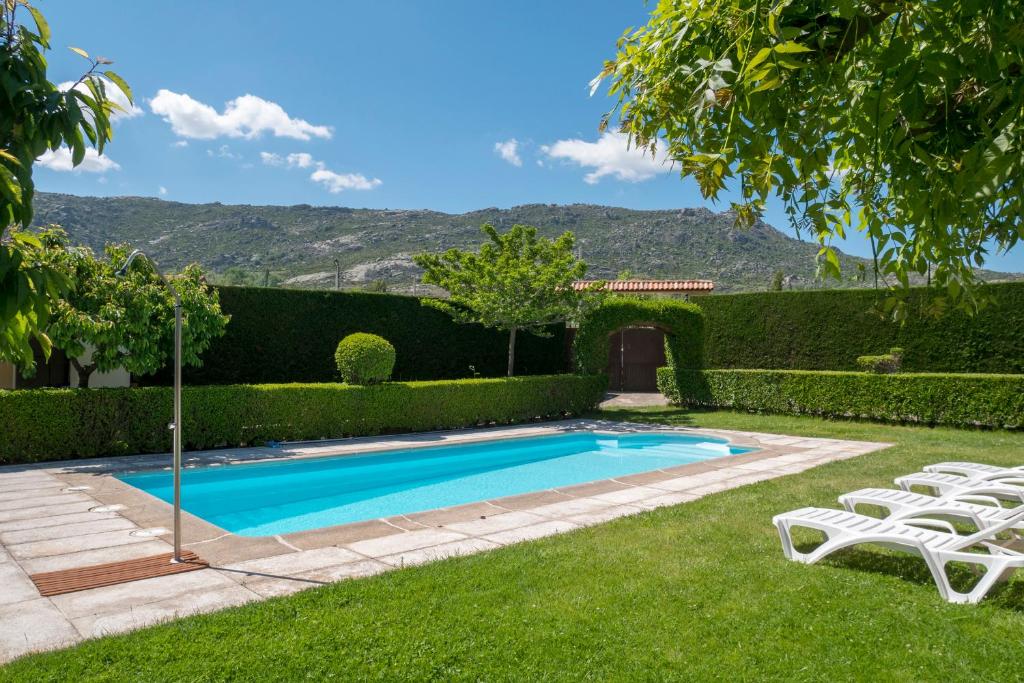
xmin=31 ymin=192 xmax=1021 ymax=293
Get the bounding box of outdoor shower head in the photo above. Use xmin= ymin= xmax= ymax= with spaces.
xmin=115 ymin=249 xmax=145 ymax=277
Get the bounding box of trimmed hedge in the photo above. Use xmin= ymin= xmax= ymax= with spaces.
xmin=0 ymin=374 xmax=607 ymax=464
xmin=139 ymin=286 xmax=566 ymax=385
xmin=335 ymin=333 xmax=395 ymax=384
xmin=698 ymin=282 xmax=1024 ymax=373
xmin=574 ymin=297 xmax=704 ymax=373
xmin=657 ymin=367 xmax=1024 ymax=429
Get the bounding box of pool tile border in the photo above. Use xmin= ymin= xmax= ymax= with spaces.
xmin=0 ymin=419 xmax=890 ymax=662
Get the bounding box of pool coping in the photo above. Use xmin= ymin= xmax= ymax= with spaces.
xmin=0 ymin=419 xmax=892 ymax=662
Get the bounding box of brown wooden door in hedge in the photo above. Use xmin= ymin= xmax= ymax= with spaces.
xmin=607 ymin=327 xmax=666 ymax=392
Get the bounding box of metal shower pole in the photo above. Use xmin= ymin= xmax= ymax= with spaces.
xmin=116 ymin=249 xmax=183 ymax=563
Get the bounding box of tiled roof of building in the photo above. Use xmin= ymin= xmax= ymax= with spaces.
xmin=572 ymin=279 xmax=714 ymax=293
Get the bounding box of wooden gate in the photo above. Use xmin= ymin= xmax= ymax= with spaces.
xmin=606 ymin=327 xmax=666 ymax=392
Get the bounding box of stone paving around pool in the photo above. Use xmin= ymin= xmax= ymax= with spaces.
xmin=0 ymin=419 xmax=890 ymax=662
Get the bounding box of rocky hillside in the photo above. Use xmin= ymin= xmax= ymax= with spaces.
xmin=31 ymin=193 xmax=1021 ymax=293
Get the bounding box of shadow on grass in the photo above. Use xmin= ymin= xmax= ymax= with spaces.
xmin=794 ymin=543 xmax=1024 ymax=611
xmin=587 ymin=408 xmax=705 ymax=426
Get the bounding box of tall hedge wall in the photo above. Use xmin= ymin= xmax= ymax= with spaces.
xmin=698 ymin=282 xmax=1024 ymax=373
xmin=140 ymin=286 xmax=566 ymax=386
xmin=0 ymin=375 xmax=607 ymax=464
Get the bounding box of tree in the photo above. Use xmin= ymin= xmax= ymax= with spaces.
xmin=1 ymin=2 xmax=132 ymax=367
xmin=36 ymin=228 xmax=229 ymax=387
xmin=770 ymin=270 xmax=785 ymax=292
xmin=596 ymin=1 xmax=1023 ymax=317
xmin=363 ymin=279 xmax=388 ymax=293
xmin=415 ymin=224 xmax=598 ymax=376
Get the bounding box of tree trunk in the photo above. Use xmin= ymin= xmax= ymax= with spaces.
xmin=507 ymin=327 xmax=517 ymax=377
xmin=70 ymin=358 xmax=96 ymax=388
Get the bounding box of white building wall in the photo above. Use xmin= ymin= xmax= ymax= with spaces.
xmin=69 ymin=346 xmax=131 ymax=388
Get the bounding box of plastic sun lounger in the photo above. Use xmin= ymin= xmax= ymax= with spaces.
xmin=838 ymin=487 xmax=1024 ymax=536
xmin=923 ymin=462 xmax=1024 ymax=480
xmin=773 ymin=507 xmax=1024 ymax=603
xmin=894 ymin=472 xmax=1024 ymax=503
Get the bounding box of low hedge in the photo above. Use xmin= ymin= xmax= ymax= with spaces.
xmin=0 ymin=374 xmax=607 ymax=464
xmin=657 ymin=367 xmax=1024 ymax=429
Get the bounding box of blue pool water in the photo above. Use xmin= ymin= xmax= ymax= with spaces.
xmin=118 ymin=432 xmax=755 ymax=536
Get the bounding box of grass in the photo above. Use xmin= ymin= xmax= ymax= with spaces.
xmin=4 ymin=408 xmax=1024 ymax=681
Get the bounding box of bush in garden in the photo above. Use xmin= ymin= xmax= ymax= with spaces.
xmin=335 ymin=333 xmax=396 ymax=384
xmin=856 ymin=347 xmax=904 ymax=374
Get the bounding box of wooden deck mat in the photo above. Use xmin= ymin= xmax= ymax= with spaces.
xmin=30 ymin=551 xmax=208 ymax=597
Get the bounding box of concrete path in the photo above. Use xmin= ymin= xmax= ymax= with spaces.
xmin=599 ymin=392 xmax=671 ymax=409
xmin=0 ymin=419 xmax=890 ymax=663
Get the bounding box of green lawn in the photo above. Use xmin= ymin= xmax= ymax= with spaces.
xmin=5 ymin=409 xmax=1024 ymax=681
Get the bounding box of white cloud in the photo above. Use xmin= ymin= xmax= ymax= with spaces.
xmin=149 ymin=89 xmax=332 ymax=141
xmin=261 ymin=150 xmax=381 ymax=192
xmin=541 ymin=131 xmax=672 ymax=184
xmin=172 ymin=140 xmax=189 ymax=148
xmin=158 ymin=186 xmax=168 ymax=196
xmin=494 ymin=139 xmax=522 ymax=167
xmin=310 ymin=168 xmax=382 ymax=192
xmin=36 ymin=147 xmax=120 ymax=173
xmin=58 ymin=78 xmax=144 ymax=122
xmin=207 ymin=144 xmax=239 ymax=159
xmin=285 ymin=152 xmax=315 ymax=168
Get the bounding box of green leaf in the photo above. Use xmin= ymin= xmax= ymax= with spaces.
xmin=102 ymin=71 xmax=133 ymax=102
xmin=773 ymin=41 xmax=812 ymax=54
xmin=27 ymin=6 xmax=51 ymax=46
xmin=69 ymin=46 xmax=90 ymax=60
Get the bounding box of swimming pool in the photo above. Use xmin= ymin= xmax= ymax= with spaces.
xmin=118 ymin=431 xmax=755 ymax=536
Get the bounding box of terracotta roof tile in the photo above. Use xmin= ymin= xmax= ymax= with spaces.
xmin=572 ymin=279 xmax=714 ymax=293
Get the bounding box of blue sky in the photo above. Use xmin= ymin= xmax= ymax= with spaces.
xmin=34 ymin=1 xmax=1023 ymax=273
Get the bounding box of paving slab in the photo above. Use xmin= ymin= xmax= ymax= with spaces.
xmin=222 ymin=546 xmax=365 ymax=577
xmin=444 ymin=510 xmax=548 ymax=536
xmin=0 ymin=510 xmax=121 ymax=534
xmin=0 ymin=517 xmax=136 ymax=546
xmin=483 ymin=520 xmax=580 ymax=545
xmin=0 ymin=493 xmax=91 ymax=513
xmin=243 ymin=559 xmax=390 ymax=598
xmin=0 ymin=598 xmax=80 ymax=662
xmin=0 ymin=500 xmax=98 ymax=524
xmin=18 ymin=539 xmax=172 ymax=575
xmin=379 ymin=538 xmax=501 ymax=568
xmin=8 ymin=527 xmax=152 ymax=560
xmin=0 ymin=561 xmax=42 ymax=606
xmin=347 ymin=528 xmax=468 ymax=558
xmin=71 ymin=583 xmax=259 ymax=639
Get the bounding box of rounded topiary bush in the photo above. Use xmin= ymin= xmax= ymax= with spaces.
xmin=334 ymin=333 xmax=396 ymax=384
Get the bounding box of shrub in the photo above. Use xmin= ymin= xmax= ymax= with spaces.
xmin=335 ymin=333 xmax=396 ymax=384
xmin=139 ymin=286 xmax=567 ymax=386
xmin=573 ymin=297 xmax=704 ymax=374
xmin=697 ymin=281 xmax=1024 ymax=373
xmin=657 ymin=367 xmax=1024 ymax=429
xmin=0 ymin=375 xmax=608 ymax=464
xmin=856 ymin=347 xmax=904 ymax=374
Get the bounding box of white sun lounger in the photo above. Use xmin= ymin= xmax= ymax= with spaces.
xmin=923 ymin=462 xmax=1024 ymax=480
xmin=773 ymin=506 xmax=1024 ymax=603
xmin=838 ymin=487 xmax=1024 ymax=536
xmin=894 ymin=472 xmax=1024 ymax=503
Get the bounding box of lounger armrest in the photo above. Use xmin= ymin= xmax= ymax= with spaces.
xmin=950 ymin=494 xmax=1002 ymax=508
xmin=901 ymin=518 xmax=958 ymax=534
xmin=954 ymin=509 xmax=1024 ymax=550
